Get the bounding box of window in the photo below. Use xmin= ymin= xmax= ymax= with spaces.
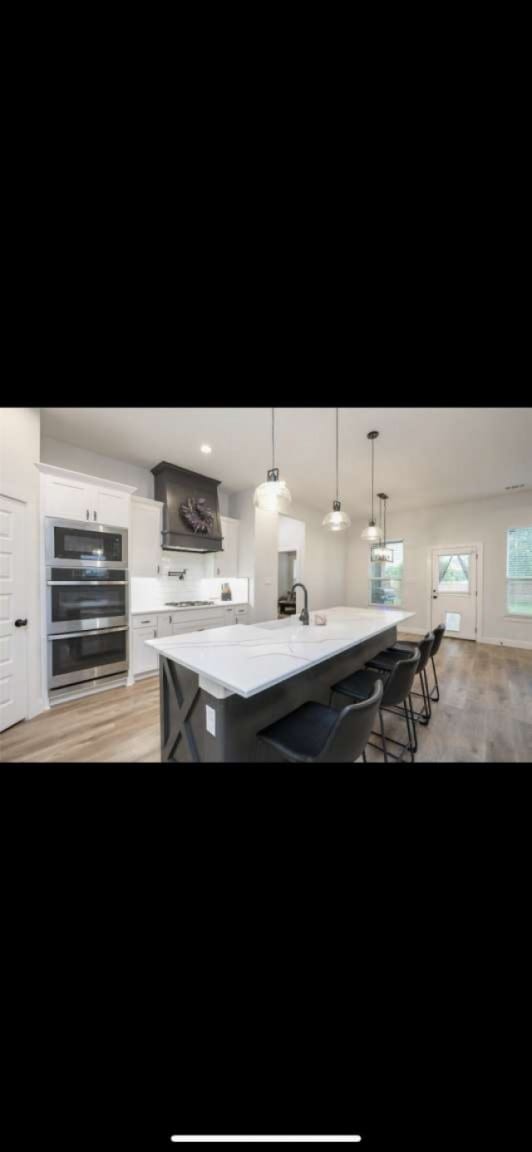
xmin=369 ymin=540 xmax=404 ymax=608
xmin=507 ymin=527 xmax=532 ymax=616
xmin=437 ymin=553 xmax=471 ymax=594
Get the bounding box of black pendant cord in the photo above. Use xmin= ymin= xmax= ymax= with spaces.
xmin=266 ymin=407 xmax=280 ymax=483
xmin=383 ymin=496 xmax=386 ymax=545
xmin=371 ymin=436 xmax=374 ymax=522
xmin=336 ymin=407 xmax=339 ymax=503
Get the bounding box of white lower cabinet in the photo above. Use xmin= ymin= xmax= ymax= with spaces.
xmin=132 ymin=625 xmax=158 ymax=676
xmin=134 ymin=605 xmax=250 ymax=676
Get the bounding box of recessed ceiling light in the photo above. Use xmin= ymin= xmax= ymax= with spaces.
xmin=200 ymin=444 xmax=212 ymax=454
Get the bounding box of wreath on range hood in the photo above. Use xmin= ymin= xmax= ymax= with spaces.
xmin=179 ymin=496 xmax=215 ymax=535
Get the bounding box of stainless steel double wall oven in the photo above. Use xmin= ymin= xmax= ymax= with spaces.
xmin=46 ymin=518 xmax=129 ymax=690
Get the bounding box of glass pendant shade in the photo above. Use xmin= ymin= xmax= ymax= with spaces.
xmin=254 ymin=470 xmax=292 ymax=512
xmin=323 ymin=409 xmax=351 ymax=533
xmin=322 ymin=500 xmax=351 ymax=531
xmin=361 ymin=430 xmax=383 ymax=542
xmin=254 ymin=408 xmax=292 ymax=512
xmin=361 ymin=520 xmax=383 ymax=542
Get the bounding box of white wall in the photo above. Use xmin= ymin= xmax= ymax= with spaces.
xmin=346 ymin=490 xmax=532 ymax=648
xmin=40 ymin=435 xmax=232 ymax=513
xmin=0 ymin=408 xmax=43 ymax=716
xmin=229 ymin=490 xmax=348 ymax=623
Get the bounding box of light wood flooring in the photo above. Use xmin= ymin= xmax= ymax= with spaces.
xmin=1 ymin=637 xmax=531 ymax=763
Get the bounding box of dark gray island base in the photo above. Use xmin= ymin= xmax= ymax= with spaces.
xmin=159 ymin=624 xmax=396 ymax=762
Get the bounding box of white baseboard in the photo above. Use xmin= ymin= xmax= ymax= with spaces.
xmin=398 ymin=627 xmax=532 ymax=651
xmin=479 ymin=636 xmax=532 ymax=651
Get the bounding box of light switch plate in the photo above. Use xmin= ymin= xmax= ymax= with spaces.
xmin=206 ymin=705 xmax=216 ymax=736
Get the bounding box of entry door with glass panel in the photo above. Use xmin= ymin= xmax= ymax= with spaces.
xmin=431 ymin=548 xmax=478 ymax=639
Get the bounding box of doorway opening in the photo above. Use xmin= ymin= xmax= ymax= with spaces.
xmin=278 ymin=515 xmax=305 ymax=620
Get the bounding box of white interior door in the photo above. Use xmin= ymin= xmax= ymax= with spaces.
xmin=431 ymin=547 xmax=478 ymax=640
xmin=0 ymin=495 xmax=27 ymax=731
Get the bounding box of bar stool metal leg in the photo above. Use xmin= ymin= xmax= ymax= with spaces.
xmin=404 ymin=701 xmax=415 ymax=762
xmin=430 ymin=654 xmax=440 ymax=702
xmin=378 ymin=708 xmax=388 ymax=762
xmin=408 ymin=693 xmax=418 ymax=752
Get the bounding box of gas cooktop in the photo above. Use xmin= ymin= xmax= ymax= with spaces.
xmin=165 ymin=600 xmax=215 ymax=607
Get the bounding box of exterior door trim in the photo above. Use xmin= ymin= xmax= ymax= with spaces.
xmin=428 ymin=541 xmax=483 ymax=641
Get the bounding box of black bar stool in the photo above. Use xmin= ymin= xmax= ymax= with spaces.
xmin=256 ymin=679 xmax=383 ymax=763
xmin=367 ymin=632 xmax=434 ymax=729
xmin=330 ymin=649 xmax=420 ymax=763
xmin=388 ymin=625 xmax=445 ymax=702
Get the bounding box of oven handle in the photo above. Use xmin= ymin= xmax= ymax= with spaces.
xmin=48 ymin=626 xmax=129 ymax=640
xmin=47 ymin=580 xmax=128 ymax=586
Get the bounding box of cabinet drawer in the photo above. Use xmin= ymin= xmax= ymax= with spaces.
xmin=132 ymin=614 xmax=157 ymax=629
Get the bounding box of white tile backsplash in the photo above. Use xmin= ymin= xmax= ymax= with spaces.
xmin=131 ymin=573 xmax=249 ymax=612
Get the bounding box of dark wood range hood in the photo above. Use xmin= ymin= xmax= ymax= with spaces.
xmin=151 ymin=461 xmax=223 ymax=553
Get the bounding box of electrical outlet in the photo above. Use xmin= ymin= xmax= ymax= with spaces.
xmin=206 ymin=705 xmax=216 ymax=736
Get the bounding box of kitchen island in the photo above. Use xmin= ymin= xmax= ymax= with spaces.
xmin=147 ymin=606 xmax=415 ymax=762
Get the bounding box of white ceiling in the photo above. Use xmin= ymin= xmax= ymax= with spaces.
xmin=40 ymin=407 xmax=532 ymax=518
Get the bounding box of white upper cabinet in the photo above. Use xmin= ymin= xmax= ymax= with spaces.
xmin=131 ymin=498 xmax=163 ymax=577
xmin=38 ymin=464 xmax=136 ymax=528
xmin=91 ymin=486 xmax=130 ymax=528
xmin=44 ymin=475 xmax=92 ymax=522
xmin=214 ymin=516 xmax=240 ymax=578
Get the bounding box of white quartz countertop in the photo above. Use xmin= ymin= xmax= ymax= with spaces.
xmin=146 ymin=606 xmax=415 ymax=698
xmin=131 ymin=600 xmax=248 ymax=616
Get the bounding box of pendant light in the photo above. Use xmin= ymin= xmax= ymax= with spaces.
xmin=254 ymin=407 xmax=292 ymax=512
xmin=322 ymin=408 xmax=351 ymax=531
xmin=372 ymin=493 xmax=393 ymax=562
xmin=361 ymin=430 xmax=383 ymax=542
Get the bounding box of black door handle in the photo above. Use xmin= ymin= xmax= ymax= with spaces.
xmin=14 ymin=618 xmax=28 ymax=627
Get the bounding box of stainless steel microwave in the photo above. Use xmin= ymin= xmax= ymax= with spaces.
xmin=45 ymin=517 xmax=128 ymax=568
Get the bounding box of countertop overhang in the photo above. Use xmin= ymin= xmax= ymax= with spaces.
xmin=146 ymin=606 xmax=415 ymax=698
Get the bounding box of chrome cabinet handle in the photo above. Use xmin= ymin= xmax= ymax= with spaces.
xmin=48 ymin=580 xmax=128 ymax=586
xmin=49 ymin=626 xmax=128 ymax=639
xmin=93 ymin=510 xmax=97 ymax=521
xmin=86 ymin=509 xmax=90 ymax=520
